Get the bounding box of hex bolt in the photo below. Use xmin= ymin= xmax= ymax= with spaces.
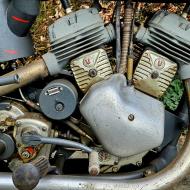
xmin=88 ymin=69 xmax=97 ymax=78
xmin=128 ymin=114 xmax=135 ymax=121
xmin=21 ymin=151 xmax=30 ymax=159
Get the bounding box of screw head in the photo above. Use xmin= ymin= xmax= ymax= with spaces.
xmin=55 ymin=102 xmax=64 ymax=112
xmin=151 ymin=71 xmax=159 ymax=79
xmin=128 ymin=114 xmax=135 ymax=121
xmin=88 ymin=69 xmax=97 ymax=77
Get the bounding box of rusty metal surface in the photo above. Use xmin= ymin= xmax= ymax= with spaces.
xmin=119 ymin=2 xmax=133 ymax=74
xmin=0 ymin=59 xmax=48 ymax=96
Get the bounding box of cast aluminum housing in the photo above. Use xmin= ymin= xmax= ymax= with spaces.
xmin=80 ymin=74 xmax=165 ymax=157
xmin=71 ymin=49 xmax=113 ymax=92
xmin=135 ymin=10 xmax=190 ymax=79
xmin=133 ymin=50 xmax=177 ymax=98
xmin=47 ymin=8 xmax=115 ymax=75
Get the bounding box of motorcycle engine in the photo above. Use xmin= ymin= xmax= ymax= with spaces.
xmin=0 ymin=3 xmax=189 ymax=189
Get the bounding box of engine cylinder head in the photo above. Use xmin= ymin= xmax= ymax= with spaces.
xmin=46 ymin=8 xmax=115 ymax=75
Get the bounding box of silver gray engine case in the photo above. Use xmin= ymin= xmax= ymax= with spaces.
xmin=80 ymin=74 xmax=165 ymax=157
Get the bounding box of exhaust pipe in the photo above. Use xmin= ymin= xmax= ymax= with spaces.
xmin=0 ymin=59 xmax=48 ymax=95
xmin=0 ymin=127 xmax=190 ymax=190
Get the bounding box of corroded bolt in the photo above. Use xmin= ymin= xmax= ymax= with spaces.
xmin=128 ymin=114 xmax=135 ymax=121
xmin=88 ymin=69 xmax=97 ymax=78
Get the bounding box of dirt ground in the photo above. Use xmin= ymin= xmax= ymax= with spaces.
xmin=174 ymin=176 xmax=190 ymax=190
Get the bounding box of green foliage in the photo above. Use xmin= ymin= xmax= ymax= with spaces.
xmin=161 ymin=76 xmax=184 ymax=111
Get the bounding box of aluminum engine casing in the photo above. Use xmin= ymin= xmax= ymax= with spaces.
xmin=135 ymin=10 xmax=190 ymax=79
xmin=133 ymin=50 xmax=177 ymax=98
xmin=47 ymin=8 xmax=115 ymax=75
xmin=135 ymin=10 xmax=190 ymax=65
xmin=80 ymin=74 xmax=165 ymax=157
xmin=71 ymin=49 xmax=113 ymax=92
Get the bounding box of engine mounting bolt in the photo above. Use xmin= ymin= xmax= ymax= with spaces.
xmin=88 ymin=69 xmax=97 ymax=77
xmin=128 ymin=114 xmax=135 ymax=121
xmin=55 ymin=102 xmax=64 ymax=112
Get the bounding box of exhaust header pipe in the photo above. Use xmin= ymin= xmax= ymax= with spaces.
xmin=0 ymin=59 xmax=48 ymax=96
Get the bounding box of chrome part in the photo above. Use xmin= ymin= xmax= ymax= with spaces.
xmin=133 ymin=50 xmax=177 ymax=98
xmin=71 ymin=49 xmax=113 ymax=92
xmin=80 ymin=74 xmax=165 ymax=157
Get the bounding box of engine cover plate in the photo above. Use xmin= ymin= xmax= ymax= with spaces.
xmin=133 ymin=50 xmax=177 ymax=98
xmin=80 ymin=74 xmax=165 ymax=157
xmin=71 ymin=49 xmax=113 ymax=92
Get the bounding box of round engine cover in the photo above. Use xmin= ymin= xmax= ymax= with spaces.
xmin=39 ymin=79 xmax=78 ymax=120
